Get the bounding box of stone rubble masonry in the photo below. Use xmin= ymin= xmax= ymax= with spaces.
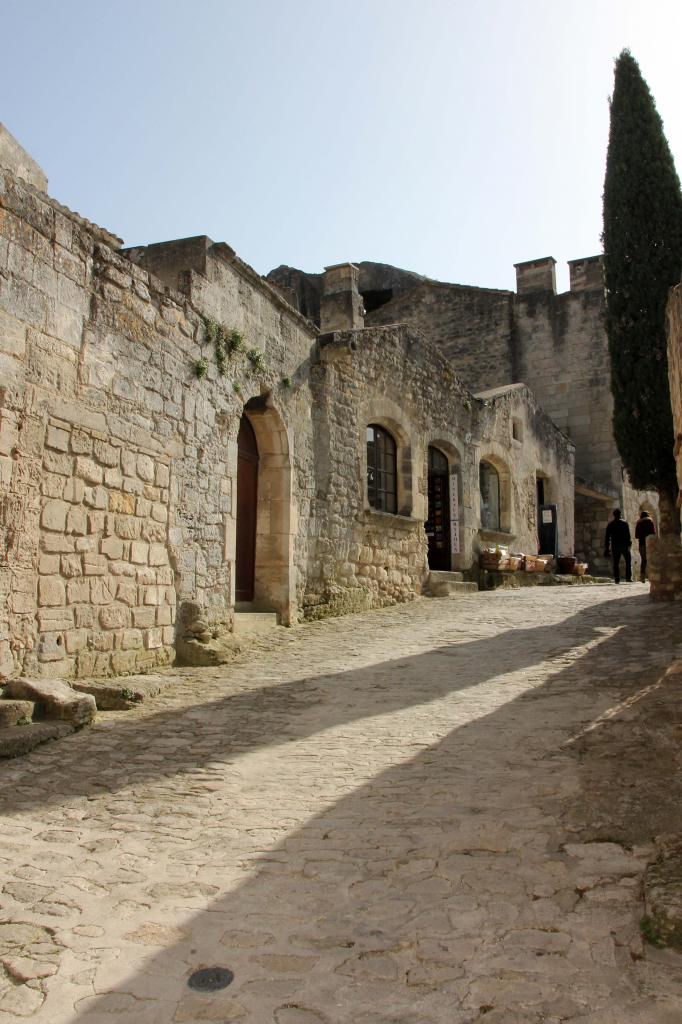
xmin=305 ymin=329 xmax=574 ymax=618
xmin=649 ymin=277 xmax=682 ymax=600
xmin=0 ymin=122 xmax=48 ymax=192
xmin=270 ymin=256 xmax=656 ymax=574
xmin=0 ymin=157 xmax=574 ymax=679
xmin=0 ymin=169 xmax=317 ymax=678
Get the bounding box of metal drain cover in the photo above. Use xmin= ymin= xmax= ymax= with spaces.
xmin=188 ymin=967 xmax=234 ymax=992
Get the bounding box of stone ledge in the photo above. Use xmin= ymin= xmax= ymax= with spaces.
xmin=72 ymin=674 xmax=175 ymax=710
xmin=0 ymin=721 xmax=74 ymax=759
xmin=4 ymin=678 xmax=96 ymax=727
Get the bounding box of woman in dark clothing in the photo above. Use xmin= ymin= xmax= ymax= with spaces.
xmin=604 ymin=508 xmax=632 ymax=583
xmin=634 ymin=510 xmax=656 ymax=582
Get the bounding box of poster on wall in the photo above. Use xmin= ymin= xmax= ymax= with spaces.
xmin=450 ymin=471 xmax=460 ymax=554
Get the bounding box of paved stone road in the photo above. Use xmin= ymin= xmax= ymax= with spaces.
xmin=2 ymin=585 xmax=682 ymax=1024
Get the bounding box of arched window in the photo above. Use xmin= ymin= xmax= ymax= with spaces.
xmin=480 ymin=460 xmax=500 ymax=530
xmin=367 ymin=424 xmax=397 ymax=513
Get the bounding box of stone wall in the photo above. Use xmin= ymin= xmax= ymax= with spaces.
xmin=0 ymin=169 xmax=317 ymax=678
xmin=513 ymin=286 xmax=610 ymax=481
xmin=648 ymin=277 xmax=682 ymax=600
xmin=668 ymin=279 xmax=682 ymax=498
xmin=0 ymin=123 xmax=48 ymax=192
xmin=365 ymin=282 xmax=515 ymax=393
xmin=0 ymin=157 xmax=577 ymax=680
xmin=303 ymin=327 xmax=574 ymax=619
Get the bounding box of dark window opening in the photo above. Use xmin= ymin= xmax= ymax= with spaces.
xmin=537 ymin=478 xmax=545 ymax=506
xmin=367 ymin=424 xmax=397 ymax=513
xmin=361 ymin=288 xmax=394 ymax=314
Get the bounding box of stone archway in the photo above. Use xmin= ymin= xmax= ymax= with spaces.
xmin=234 ymin=396 xmax=295 ymax=625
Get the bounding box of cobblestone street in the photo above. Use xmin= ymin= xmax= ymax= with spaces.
xmin=2 ymin=585 xmax=682 ymax=1023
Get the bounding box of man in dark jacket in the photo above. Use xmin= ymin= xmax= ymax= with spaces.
xmin=634 ymin=509 xmax=656 ymax=582
xmin=604 ymin=508 xmax=632 ymax=583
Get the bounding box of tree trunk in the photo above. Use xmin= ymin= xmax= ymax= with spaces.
xmin=658 ymin=486 xmax=681 ymax=536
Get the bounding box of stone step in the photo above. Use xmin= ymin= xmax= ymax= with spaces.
xmin=428 ymin=571 xmax=478 ymax=598
xmin=72 ymin=674 xmax=175 ymax=711
xmin=0 ymin=721 xmax=74 ymax=759
xmin=233 ymin=611 xmax=279 ymax=634
xmin=428 ymin=570 xmax=465 ymax=584
xmin=3 ymin=678 xmax=96 ymax=727
xmin=0 ymin=700 xmax=34 ymax=728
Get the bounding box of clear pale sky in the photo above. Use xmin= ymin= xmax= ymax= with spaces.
xmin=3 ymin=0 xmax=681 ymax=292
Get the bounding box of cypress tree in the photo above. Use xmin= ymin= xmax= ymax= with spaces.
xmin=603 ymin=49 xmax=682 ymax=532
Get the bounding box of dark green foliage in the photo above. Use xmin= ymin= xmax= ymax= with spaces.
xmin=603 ymin=50 xmax=682 ymax=503
xmin=194 ymin=358 xmax=208 ymax=380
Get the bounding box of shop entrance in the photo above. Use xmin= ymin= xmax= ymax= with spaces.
xmin=426 ymin=446 xmax=450 ymax=570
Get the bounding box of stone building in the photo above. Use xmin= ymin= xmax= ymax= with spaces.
xmin=0 ymin=124 xmax=574 ymax=680
xmin=649 ymin=274 xmax=682 ymax=598
xmin=269 ymin=256 xmax=658 ymax=573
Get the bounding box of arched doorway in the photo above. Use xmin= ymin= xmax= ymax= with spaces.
xmin=426 ymin=445 xmax=450 ymax=570
xmin=236 ymin=414 xmax=259 ymax=602
xmin=232 ymin=397 xmax=295 ymax=624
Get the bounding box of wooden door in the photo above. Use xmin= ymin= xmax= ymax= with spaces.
xmin=426 ymin=446 xmax=450 ymax=571
xmin=236 ymin=415 xmax=259 ymax=602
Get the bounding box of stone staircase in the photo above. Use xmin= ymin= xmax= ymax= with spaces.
xmin=0 ymin=678 xmax=96 ymax=759
xmin=427 ymin=571 xmax=478 ymax=598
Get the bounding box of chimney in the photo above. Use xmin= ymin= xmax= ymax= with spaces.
xmin=514 ymin=257 xmax=556 ymax=295
xmin=568 ymin=255 xmax=604 ymax=293
xmin=320 ymin=263 xmax=364 ymax=332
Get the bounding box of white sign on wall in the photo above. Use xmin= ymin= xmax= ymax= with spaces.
xmin=450 ymin=470 xmax=460 ymax=554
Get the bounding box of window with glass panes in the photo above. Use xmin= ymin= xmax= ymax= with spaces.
xmin=479 ymin=460 xmax=500 ymax=530
xmin=366 ymin=425 xmax=397 ymax=513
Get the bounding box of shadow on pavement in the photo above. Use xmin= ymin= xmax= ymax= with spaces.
xmin=2 ymin=591 xmax=681 ymax=1023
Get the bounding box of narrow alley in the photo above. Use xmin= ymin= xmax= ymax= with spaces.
xmin=1 ymin=586 xmax=682 ymax=1023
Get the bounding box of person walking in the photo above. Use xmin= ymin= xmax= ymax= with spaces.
xmin=634 ymin=509 xmax=656 ymax=582
xmin=604 ymin=508 xmax=632 ymax=583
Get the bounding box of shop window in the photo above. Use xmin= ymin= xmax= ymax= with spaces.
xmin=480 ymin=460 xmax=501 ymax=530
xmin=367 ymin=424 xmax=397 ymax=513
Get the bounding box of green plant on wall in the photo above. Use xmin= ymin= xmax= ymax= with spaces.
xmin=227 ymin=328 xmax=245 ymax=354
xmin=246 ymin=348 xmax=267 ymax=374
xmin=196 ymin=316 xmax=267 ymax=383
xmin=280 ymin=375 xmax=292 ymax=389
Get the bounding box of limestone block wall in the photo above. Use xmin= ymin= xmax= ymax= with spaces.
xmin=668 ymin=280 xmax=682 ymax=496
xmin=304 ymin=327 xmax=574 ymax=619
xmin=0 ymin=169 xmax=317 ymax=678
xmin=513 ymin=288 xmax=614 ymax=482
xmin=647 ymin=278 xmax=682 ymax=601
xmin=474 ymin=384 xmax=575 ymax=559
xmin=365 ymin=282 xmax=515 ymax=394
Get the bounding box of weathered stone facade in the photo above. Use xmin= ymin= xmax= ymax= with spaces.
xmin=0 ymin=134 xmax=574 ymax=679
xmin=269 ymin=254 xmax=658 ymax=574
xmin=648 ymin=276 xmax=682 ymax=600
